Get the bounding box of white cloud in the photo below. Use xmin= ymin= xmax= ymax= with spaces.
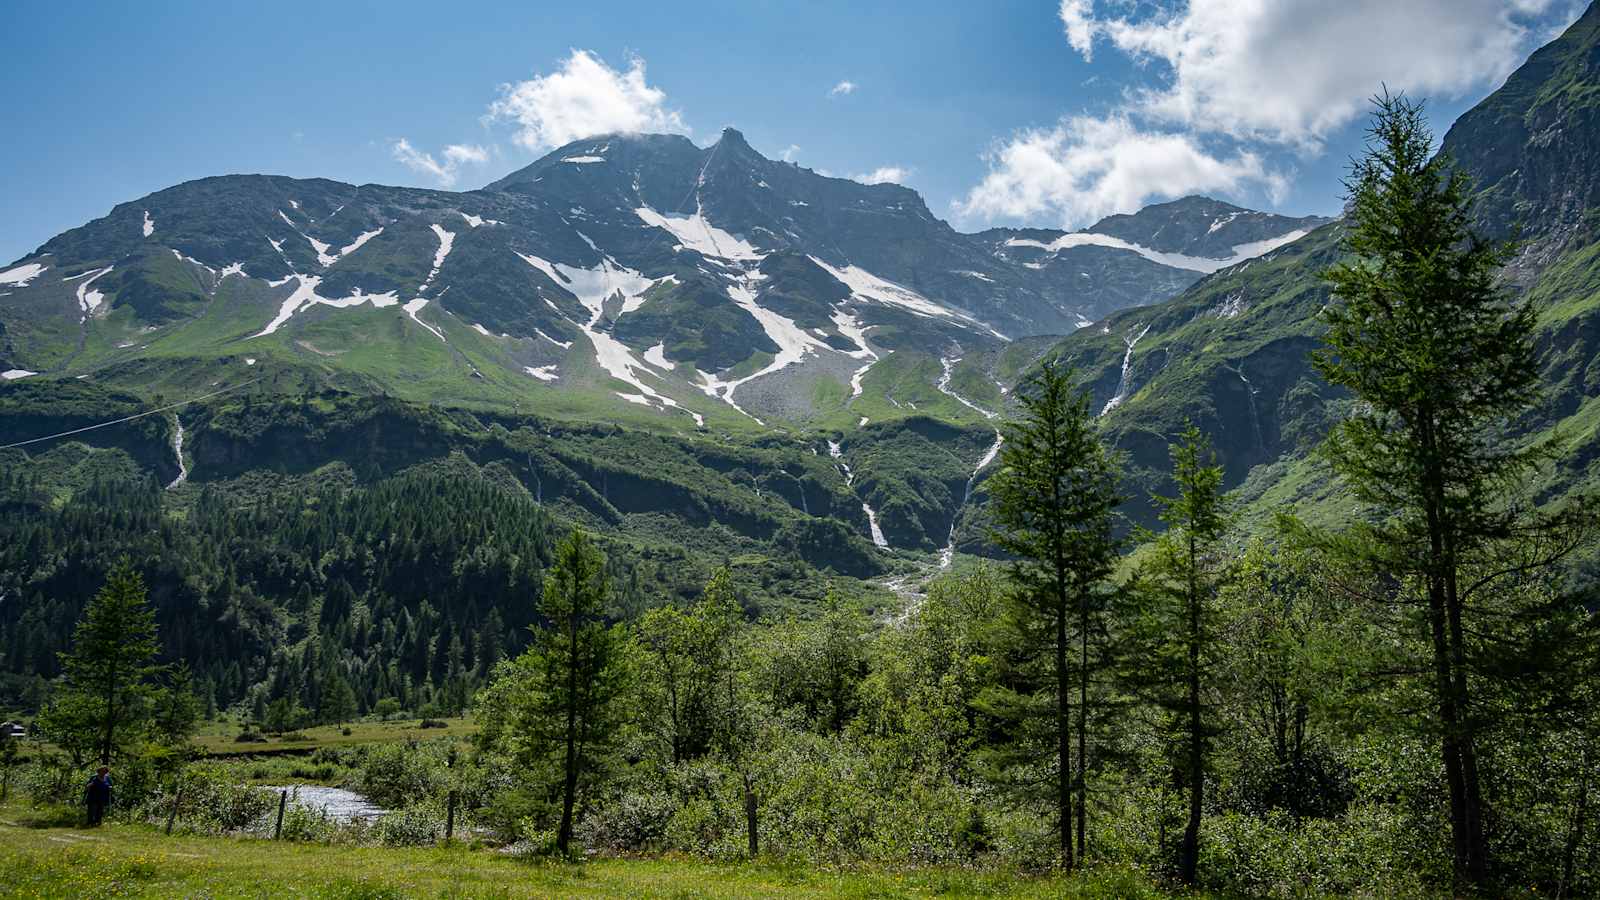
xmin=780 ymin=144 xmax=801 ymax=162
xmin=963 ymin=0 xmax=1574 ymax=226
xmin=959 ymin=116 xmax=1284 ymax=224
xmin=391 ymin=139 xmax=490 ymax=187
xmin=488 ymin=49 xmax=687 ymax=151
xmin=829 ymin=80 xmax=857 ymax=98
xmin=854 ymin=166 xmax=912 ymax=186
xmin=1060 ymin=0 xmax=1570 ymax=148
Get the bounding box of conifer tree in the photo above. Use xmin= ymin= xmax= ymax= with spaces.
xmin=529 ymin=530 xmax=632 ymax=856
xmin=40 ymin=558 xmax=165 ymax=765
xmin=987 ymin=358 xmax=1123 ymax=868
xmin=1134 ymin=425 xmax=1229 ymax=886
xmin=1314 ymin=92 xmax=1590 ymax=887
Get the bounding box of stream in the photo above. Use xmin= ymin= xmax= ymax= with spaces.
xmin=262 ymin=785 xmax=387 ymax=823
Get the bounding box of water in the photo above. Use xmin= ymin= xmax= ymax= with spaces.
xmin=262 ymin=785 xmax=386 ymax=823
xmin=166 ymin=416 xmax=188 ymax=489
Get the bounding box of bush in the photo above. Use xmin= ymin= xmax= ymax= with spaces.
xmin=140 ymin=765 xmax=276 ymax=835
xmin=235 ymin=731 xmax=267 ymax=743
xmin=279 ymin=731 xmax=311 ymax=742
xmin=418 ymin=719 xmax=448 ymax=729
xmin=373 ymin=803 xmax=446 ymax=846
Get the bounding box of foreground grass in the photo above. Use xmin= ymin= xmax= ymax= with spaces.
xmin=0 ymin=805 xmax=1176 ymax=899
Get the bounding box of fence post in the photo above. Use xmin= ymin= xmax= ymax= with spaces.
xmin=273 ymin=790 xmax=287 ymax=840
xmin=165 ymin=784 xmax=184 ymax=835
xmin=445 ymin=790 xmax=456 ymax=842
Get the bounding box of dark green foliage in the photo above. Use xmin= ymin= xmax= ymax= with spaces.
xmin=986 ymin=358 xmax=1123 ymax=868
xmin=1314 ymin=91 xmax=1596 ymax=890
xmin=1131 ymin=426 xmax=1231 ymax=885
xmin=38 ymin=559 xmax=165 ymax=765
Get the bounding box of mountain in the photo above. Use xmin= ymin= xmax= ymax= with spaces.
xmin=0 ymin=128 xmax=1313 ymax=431
xmin=1028 ymin=2 xmax=1600 ymax=535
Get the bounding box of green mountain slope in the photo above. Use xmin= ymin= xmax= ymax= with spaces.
xmin=1037 ymin=2 xmax=1600 ymax=532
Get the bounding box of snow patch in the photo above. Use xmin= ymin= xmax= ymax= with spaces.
xmin=524 ymin=365 xmax=560 ymax=381
xmin=421 ymin=224 xmax=454 ymax=289
xmin=535 ymin=328 xmax=573 ymax=349
xmin=458 ymin=212 xmax=502 ymax=228
xmin=142 ymin=210 xmax=154 ymax=237
xmin=244 ymin=358 xmax=257 ymax=366
xmin=515 ymin=251 xmax=698 ymax=426
xmin=697 ymin=277 xmax=831 ymax=417
xmin=339 ymin=228 xmax=384 ymax=260
xmin=1006 ymin=227 xmax=1312 ymax=274
xmin=643 ymin=342 xmax=675 ymax=370
xmin=0 ymin=263 xmax=47 ymax=287
xmin=75 ymin=267 xmax=115 ymax=320
xmin=252 ymin=275 xmax=401 ymax=337
xmin=2 ymin=369 xmax=38 ymax=380
xmin=403 ymin=298 xmax=446 ymax=342
xmin=560 ymin=155 xmax=605 ymax=164
xmin=810 ymin=257 xmax=1007 ymax=340
xmin=635 ymin=205 xmax=763 ymax=260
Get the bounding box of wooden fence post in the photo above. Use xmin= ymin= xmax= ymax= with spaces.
xmin=273 ymin=790 xmax=287 ymax=840
xmin=445 ymin=790 xmax=456 ymax=842
xmin=165 ymin=784 xmax=184 ymax=835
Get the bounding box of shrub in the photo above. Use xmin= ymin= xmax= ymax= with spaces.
xmin=418 ymin=719 xmax=448 ymax=729
xmin=235 ymin=731 xmax=267 ymax=743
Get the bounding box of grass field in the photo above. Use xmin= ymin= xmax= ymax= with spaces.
xmin=192 ymin=717 xmax=479 ymax=757
xmin=0 ymin=804 xmax=1174 ymax=899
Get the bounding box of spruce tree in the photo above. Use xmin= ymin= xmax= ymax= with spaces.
xmin=988 ymin=357 xmax=1123 ymax=869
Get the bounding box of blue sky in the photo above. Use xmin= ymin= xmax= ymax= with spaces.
xmin=0 ymin=1 xmax=1584 ymax=264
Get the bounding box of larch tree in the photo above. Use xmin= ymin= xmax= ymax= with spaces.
xmin=1314 ymin=91 xmax=1589 ymax=888
xmin=987 ymin=357 xmax=1123 ymax=869
xmin=42 ymin=558 xmax=165 ymax=766
xmin=529 ymin=530 xmax=632 ymax=856
xmin=1135 ymin=425 xmax=1229 ymax=886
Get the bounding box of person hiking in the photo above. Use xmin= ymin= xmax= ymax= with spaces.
xmin=85 ymin=766 xmax=112 ymax=826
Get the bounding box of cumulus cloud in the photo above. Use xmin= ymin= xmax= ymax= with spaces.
xmin=829 ymin=80 xmax=857 ymax=98
xmin=960 ymin=117 xmax=1282 ymax=223
xmin=1061 ymin=0 xmax=1572 ymax=147
xmin=964 ymin=0 xmax=1575 ymax=227
xmin=391 ymin=139 xmax=490 ymax=187
xmin=488 ymin=49 xmax=687 ymax=151
xmin=854 ymin=166 xmax=912 ymax=186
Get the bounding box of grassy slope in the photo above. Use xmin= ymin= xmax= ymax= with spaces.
xmin=0 ymin=806 xmax=1174 ymax=899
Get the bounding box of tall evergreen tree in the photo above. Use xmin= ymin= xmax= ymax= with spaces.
xmin=1135 ymin=425 xmax=1229 ymax=886
xmin=530 ymin=530 xmax=632 ymax=856
xmin=40 ymin=558 xmax=165 ymax=765
xmin=1314 ymin=92 xmax=1588 ymax=887
xmin=988 ymin=358 xmax=1123 ymax=869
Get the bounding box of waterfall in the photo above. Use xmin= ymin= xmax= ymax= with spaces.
xmin=939 ymin=428 xmax=1004 ymax=569
xmin=832 ymin=439 xmax=887 ymax=548
xmin=166 ymin=416 xmax=188 ymax=489
xmin=1100 ymin=323 xmax=1152 ymax=416
xmin=1233 ymin=364 xmax=1265 ymax=452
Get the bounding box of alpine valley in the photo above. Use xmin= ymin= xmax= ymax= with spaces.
xmin=3 ymin=2 xmax=1599 ymax=726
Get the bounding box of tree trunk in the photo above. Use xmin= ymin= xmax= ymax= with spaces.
xmin=743 ymin=771 xmax=759 ymax=858
xmin=1444 ymin=563 xmax=1487 ymax=884
xmin=1076 ymin=591 xmax=1088 ymax=863
xmin=1178 ymin=532 xmax=1202 ymax=886
xmin=558 ymin=613 xmax=581 ymax=856
xmin=1056 ymin=596 xmax=1074 ymax=870
xmin=1558 ymin=746 xmax=1590 ymax=900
